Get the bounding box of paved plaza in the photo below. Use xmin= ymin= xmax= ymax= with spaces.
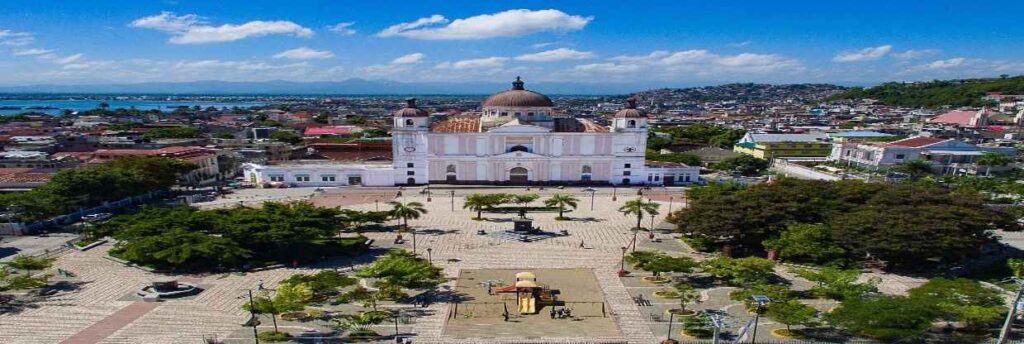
xmin=0 ymin=186 xmax=929 ymax=343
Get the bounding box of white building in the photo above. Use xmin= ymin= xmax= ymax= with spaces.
xmin=244 ymin=78 xmax=699 ymax=187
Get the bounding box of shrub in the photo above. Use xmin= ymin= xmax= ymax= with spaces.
xmin=257 ymin=331 xmax=292 ymax=342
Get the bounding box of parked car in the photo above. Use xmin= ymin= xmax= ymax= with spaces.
xmin=82 ymin=213 xmax=112 ymax=222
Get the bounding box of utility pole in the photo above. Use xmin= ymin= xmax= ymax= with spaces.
xmin=998 ymin=279 xmax=1024 ymax=343
xmin=248 ymin=289 xmax=260 ymax=344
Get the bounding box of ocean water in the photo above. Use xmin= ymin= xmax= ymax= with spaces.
xmin=0 ymin=99 xmax=266 ymax=115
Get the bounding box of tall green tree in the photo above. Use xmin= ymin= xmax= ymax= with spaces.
xmin=388 ymin=201 xmax=427 ymax=252
xmin=764 ymin=224 xmax=845 ymax=265
xmin=765 ymin=300 xmax=817 ymax=334
xmin=511 ymin=194 xmax=540 ymax=218
xmin=828 ymin=296 xmax=938 ymax=341
xmin=976 ymin=152 xmax=1014 ymax=176
xmin=619 ymin=197 xmax=660 ymax=231
xmin=544 ymin=194 xmax=579 ymax=220
xmin=893 ymin=159 xmax=933 ymax=181
xmin=794 ymin=267 xmax=878 ymax=301
xmin=907 ymin=278 xmax=1006 ymax=330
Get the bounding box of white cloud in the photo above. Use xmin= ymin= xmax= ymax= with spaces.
xmin=531 ymin=42 xmax=558 ymax=49
xmin=435 ymin=57 xmax=508 ymax=69
xmin=902 ymin=57 xmax=969 ymax=74
xmin=568 ymin=49 xmax=803 ymax=79
xmin=891 ymin=49 xmax=939 ymax=60
xmin=572 ymin=63 xmax=642 ymax=74
xmin=377 ymin=9 xmax=591 ymax=40
xmin=391 ymin=53 xmax=425 ymax=65
xmin=515 ymin=48 xmax=594 ymax=62
xmin=327 ymin=22 xmax=356 ymax=35
xmin=0 ymin=29 xmax=34 ymax=46
xmin=12 ymin=48 xmax=52 ymax=56
xmin=130 ymin=11 xmax=313 ymax=44
xmin=833 ymin=45 xmax=893 ymax=62
xmin=55 ymin=53 xmax=84 ymax=64
xmin=273 ymin=47 xmax=334 ymax=60
xmin=728 ymin=41 xmax=751 ymax=48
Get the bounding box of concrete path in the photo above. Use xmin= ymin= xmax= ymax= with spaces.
xmin=59 ymin=302 xmax=159 ymax=344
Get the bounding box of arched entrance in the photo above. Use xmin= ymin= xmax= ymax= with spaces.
xmin=509 ymin=167 xmax=529 ymax=184
xmin=407 ymin=177 xmax=416 ymax=185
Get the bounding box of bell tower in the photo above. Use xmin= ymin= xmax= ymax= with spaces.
xmin=392 ymin=98 xmax=429 ymax=185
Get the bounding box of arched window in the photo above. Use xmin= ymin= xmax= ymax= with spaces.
xmin=581 ymin=165 xmax=592 ymax=174
xmin=627 ymin=120 xmax=636 ymax=128
xmin=405 ymin=119 xmax=414 ymax=126
xmin=509 ymin=145 xmax=529 ymax=153
xmin=446 ymin=164 xmax=456 ymax=173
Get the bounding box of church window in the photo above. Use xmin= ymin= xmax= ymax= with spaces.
xmin=627 ymin=120 xmax=636 ymax=128
xmin=446 ymin=164 xmax=456 ymax=173
xmin=581 ymin=165 xmax=592 ymax=173
xmin=407 ymin=171 xmax=415 ymax=176
xmin=623 ymin=171 xmax=631 ymax=176
xmin=405 ymin=119 xmax=414 ymax=126
xmin=624 ymin=163 xmax=631 ymax=168
xmin=528 ymin=112 xmax=534 ymax=116
xmin=500 ymin=112 xmax=508 ymax=116
xmin=407 ymin=163 xmax=414 ymax=168
xmin=509 ymin=145 xmax=529 ymax=153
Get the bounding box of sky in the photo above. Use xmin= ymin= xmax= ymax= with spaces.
xmin=1 ymin=0 xmax=1023 ymax=87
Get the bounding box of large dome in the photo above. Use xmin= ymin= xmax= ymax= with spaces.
xmin=614 ymin=98 xmax=646 ymax=118
xmin=482 ymin=77 xmax=553 ymax=108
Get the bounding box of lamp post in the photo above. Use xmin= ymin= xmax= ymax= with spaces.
xmin=708 ymin=313 xmax=726 ymax=344
xmin=612 ymin=186 xmax=617 ymax=201
xmin=426 ymin=247 xmax=433 ymax=264
xmin=665 ymin=311 xmax=675 ymax=343
xmin=247 ymin=289 xmax=260 ymax=344
xmin=393 ymin=309 xmax=402 ymax=340
xmin=750 ymin=295 xmax=771 ymax=344
xmin=589 ymin=189 xmax=596 ymax=211
xmin=426 ymin=189 xmax=431 ymax=202
xmin=450 ymin=190 xmax=455 ymax=212
xmin=375 ymin=199 xmax=379 ymax=211
xmin=668 ymin=196 xmax=673 ymax=214
xmin=618 ymin=246 xmax=629 ymax=277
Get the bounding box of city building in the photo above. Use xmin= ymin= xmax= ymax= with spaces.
xmin=829 ymin=136 xmax=1017 ymax=173
xmin=733 ymin=133 xmax=831 ymax=159
xmin=244 ymin=78 xmax=699 ymax=187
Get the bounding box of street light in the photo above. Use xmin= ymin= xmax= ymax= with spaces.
xmin=589 ymin=189 xmax=596 ymax=211
xmin=247 ymin=289 xmax=261 ymax=344
xmin=612 ymin=186 xmax=617 ymax=201
xmin=750 ymin=295 xmax=771 ymax=344
xmin=619 ymin=246 xmax=628 ymax=276
xmin=426 ymin=247 xmax=433 ymax=264
xmin=708 ymin=313 xmax=726 ymax=344
xmin=450 ymin=190 xmax=455 ymax=212
xmin=426 ymin=189 xmax=432 ymax=202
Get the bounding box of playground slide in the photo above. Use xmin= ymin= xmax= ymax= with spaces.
xmin=518 ymin=296 xmax=535 ymax=314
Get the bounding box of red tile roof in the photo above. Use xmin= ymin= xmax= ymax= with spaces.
xmin=305 ymin=126 xmax=357 ymax=136
xmin=886 ymin=136 xmax=947 ymax=148
xmin=431 ymin=116 xmax=481 ymax=133
xmin=929 ymin=110 xmax=976 ymax=126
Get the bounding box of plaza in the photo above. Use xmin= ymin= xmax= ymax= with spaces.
xmin=0 ymin=186 xmax=929 ymax=344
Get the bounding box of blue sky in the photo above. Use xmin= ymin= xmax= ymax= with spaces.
xmin=1 ymin=0 xmax=1023 ymax=86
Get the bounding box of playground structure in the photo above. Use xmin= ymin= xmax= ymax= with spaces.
xmin=494 ymin=271 xmax=559 ymax=314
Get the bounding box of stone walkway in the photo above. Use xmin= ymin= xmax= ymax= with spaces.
xmin=60 ymin=302 xmax=158 ymax=344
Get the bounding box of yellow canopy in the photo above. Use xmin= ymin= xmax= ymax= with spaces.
xmin=515 ymin=280 xmax=539 ymax=288
xmin=515 ymin=272 xmax=536 ymax=280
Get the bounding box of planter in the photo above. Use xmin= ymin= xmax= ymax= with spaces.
xmin=74 ymin=239 xmax=107 ymax=251
xmin=771 ymin=329 xmax=803 ymax=338
xmin=665 ymin=309 xmax=696 ymax=317
xmin=653 ymin=290 xmax=681 ymax=299
xmin=642 ymin=276 xmax=670 ymax=284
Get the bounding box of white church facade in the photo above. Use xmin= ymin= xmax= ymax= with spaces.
xmin=243 ymin=78 xmax=699 ymax=187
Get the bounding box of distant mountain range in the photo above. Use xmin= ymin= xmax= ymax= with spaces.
xmin=0 ymin=79 xmax=689 ymax=96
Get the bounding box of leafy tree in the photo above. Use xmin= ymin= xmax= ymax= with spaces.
xmin=280 ymin=271 xmax=356 ymax=299
xmin=357 ymin=250 xmax=441 ymax=289
xmin=763 ymin=224 xmax=845 ymax=266
xmin=274 ymin=282 xmax=313 ymax=313
xmin=389 ymin=201 xmax=427 ymax=251
xmin=1009 ymin=258 xmax=1024 ymax=278
xmin=462 ymin=194 xmax=492 ymax=220
xmin=641 ymin=255 xmax=696 ymax=277
xmin=701 ymin=257 xmax=776 ymax=286
xmin=794 ymin=267 xmax=878 ymax=301
xmin=618 ymin=197 xmax=660 ymax=230
xmin=544 ymin=194 xmax=579 ymax=220
xmin=713 ymin=155 xmax=769 ymax=176
xmin=893 ymin=159 xmax=933 ymax=181
xmin=976 ymin=152 xmax=1014 ymax=176
xmin=681 ymin=313 xmax=715 ymax=338
xmin=729 ymin=283 xmax=793 ymax=310
xmin=674 ymin=283 xmax=699 ymax=313
xmin=765 ymin=300 xmax=817 ymax=333
xmin=511 ymin=194 xmax=540 ymax=217
xmin=907 ymin=278 xmax=1006 ymax=330
xmin=827 ymin=76 xmax=1024 ymax=107
xmin=827 ymin=296 xmax=938 ymax=341
xmin=243 ymin=294 xmax=282 ymax=333
xmin=142 ymin=127 xmax=201 ymax=139
xmin=5 ymin=255 xmax=54 ymax=277
xmin=270 ymin=130 xmax=303 ymax=145
xmin=624 ymin=251 xmax=664 ymax=269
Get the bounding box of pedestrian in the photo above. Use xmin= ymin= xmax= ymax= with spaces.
xmin=257 ymin=279 xmax=265 ymax=290
xmin=578 ymin=240 xmax=585 ymax=249
xmin=550 ymin=308 xmax=556 ymax=319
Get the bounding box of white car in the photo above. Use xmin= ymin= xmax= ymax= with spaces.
xmin=82 ymin=213 xmax=112 ymax=222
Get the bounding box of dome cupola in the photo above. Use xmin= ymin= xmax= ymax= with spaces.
xmin=394 ymin=98 xmax=428 ymax=117
xmin=614 ymin=98 xmax=646 ymax=118
xmin=482 ymin=77 xmax=554 ymax=108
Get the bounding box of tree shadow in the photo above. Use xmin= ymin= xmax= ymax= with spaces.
xmin=416 ymin=229 xmax=459 ymax=236
xmin=572 ymin=217 xmax=606 ymax=223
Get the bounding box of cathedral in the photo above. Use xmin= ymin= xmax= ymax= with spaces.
xmin=243 ymin=78 xmax=699 ymax=187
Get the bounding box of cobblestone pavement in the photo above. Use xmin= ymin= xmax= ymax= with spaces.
xmin=0 ymin=190 xmax=671 ymax=344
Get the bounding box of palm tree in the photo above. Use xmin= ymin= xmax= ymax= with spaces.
xmin=976 ymin=152 xmax=1013 ymax=176
xmin=462 ymin=194 xmax=491 ymax=220
xmin=619 ymin=198 xmax=660 ymax=251
xmin=893 ymin=159 xmax=933 ymax=181
xmin=389 ymin=201 xmax=427 ymax=253
xmin=512 ymin=194 xmax=539 ymax=218
xmin=544 ymin=194 xmax=579 ymax=220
